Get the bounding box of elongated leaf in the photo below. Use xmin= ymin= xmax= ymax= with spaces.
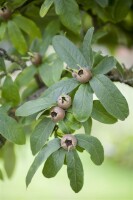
xmin=66 ymin=150 xmax=84 ymax=193
xmin=7 ymin=20 xmax=27 ymax=54
xmin=54 ymin=0 xmax=81 ymax=34
xmin=76 ymin=134 xmax=104 ymax=165
xmin=82 ymin=27 xmax=94 ymax=67
xmin=95 ymin=0 xmax=108 ymax=7
xmin=16 ymin=78 xmax=79 ymax=117
xmin=15 ymin=65 xmax=36 ymax=87
xmin=2 ymin=75 xmax=20 ymax=106
xmin=58 ymin=120 xmax=74 ymax=134
xmin=92 ymin=56 xmax=116 ymax=75
xmin=42 ymin=78 xmax=79 ymax=100
xmin=42 ymin=148 xmax=66 ymax=178
xmin=30 ymin=118 xmax=55 ymax=155
xmin=73 ymin=84 xmax=93 ymax=122
xmin=39 ymin=55 xmax=63 ymax=86
xmin=40 ymin=0 xmax=54 ymax=17
xmin=90 ymin=74 xmax=129 ymax=120
xmin=8 ymin=0 xmax=28 ymax=9
xmin=4 ymin=143 xmax=16 ymax=178
xmin=16 ymin=97 xmax=55 ymax=117
xmin=0 ymin=113 xmax=25 ymax=144
xmin=0 ymin=169 xmax=3 ymax=180
xmin=53 ymin=36 xmax=88 ymax=69
xmin=82 ymin=117 xmax=92 ymax=135
xmin=91 ymin=100 xmax=117 ymax=124
xmin=13 ymin=15 xmax=41 ymax=39
xmin=0 ymin=57 xmax=6 ymax=72
xmin=0 ymin=22 xmax=6 ymax=40
xmin=26 ymin=138 xmax=61 ymax=187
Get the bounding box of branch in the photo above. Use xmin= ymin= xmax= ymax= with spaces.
xmin=0 ymin=48 xmax=26 ymax=69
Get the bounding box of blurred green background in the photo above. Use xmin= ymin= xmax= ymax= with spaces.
xmin=0 ymin=82 xmax=133 ymax=200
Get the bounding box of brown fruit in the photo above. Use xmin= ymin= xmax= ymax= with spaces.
xmin=61 ymin=134 xmax=77 ymax=151
xmin=0 ymin=7 xmax=12 ymax=21
xmin=50 ymin=106 xmax=65 ymax=123
xmin=31 ymin=52 xmax=42 ymax=66
xmin=57 ymin=94 xmax=72 ymax=109
xmin=72 ymin=68 xmax=92 ymax=83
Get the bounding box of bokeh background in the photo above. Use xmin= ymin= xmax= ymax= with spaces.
xmin=0 ymin=46 xmax=133 ymax=200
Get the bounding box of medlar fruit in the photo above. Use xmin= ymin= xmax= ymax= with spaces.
xmin=0 ymin=7 xmax=12 ymax=21
xmin=50 ymin=106 xmax=65 ymax=123
xmin=57 ymin=94 xmax=72 ymax=109
xmin=31 ymin=52 xmax=42 ymax=66
xmin=72 ymin=68 xmax=92 ymax=83
xmin=61 ymin=134 xmax=77 ymax=151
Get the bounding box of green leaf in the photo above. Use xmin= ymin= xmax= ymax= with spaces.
xmin=0 ymin=57 xmax=6 ymax=72
xmin=42 ymin=78 xmax=79 ymax=100
xmin=39 ymin=55 xmax=63 ymax=86
xmin=0 ymin=113 xmax=25 ymax=144
xmin=54 ymin=0 xmax=81 ymax=34
xmin=40 ymin=0 xmax=54 ymax=17
xmin=16 ymin=78 xmax=79 ymax=117
xmin=7 ymin=20 xmax=27 ymax=54
xmin=76 ymin=134 xmax=104 ymax=165
xmin=91 ymin=100 xmax=117 ymax=124
xmin=90 ymin=74 xmax=129 ymax=120
xmin=26 ymin=138 xmax=61 ymax=187
xmin=13 ymin=14 xmax=41 ymax=39
xmin=92 ymin=56 xmax=116 ymax=75
xmin=15 ymin=66 xmax=37 ymax=87
xmin=30 ymin=118 xmax=55 ymax=155
xmin=8 ymin=0 xmax=28 ymax=9
xmin=4 ymin=143 xmax=16 ymax=178
xmin=112 ymin=0 xmax=132 ymax=22
xmin=40 ymin=20 xmax=60 ymax=54
xmin=95 ymin=0 xmax=108 ymax=7
xmin=0 ymin=22 xmax=7 ymax=40
xmin=58 ymin=120 xmax=74 ymax=134
xmin=2 ymin=75 xmax=20 ymax=106
xmin=66 ymin=150 xmax=84 ymax=193
xmin=73 ymin=84 xmax=93 ymax=122
xmin=52 ymin=36 xmax=88 ymax=69
xmin=82 ymin=27 xmax=94 ymax=67
xmin=82 ymin=117 xmax=92 ymax=135
xmin=42 ymin=148 xmax=66 ymax=178
xmin=16 ymin=97 xmax=55 ymax=117
xmin=0 ymin=169 xmax=3 ymax=180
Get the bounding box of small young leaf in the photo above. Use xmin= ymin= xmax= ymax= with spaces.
xmin=66 ymin=150 xmax=84 ymax=193
xmin=26 ymin=138 xmax=61 ymax=187
xmin=0 ymin=169 xmax=3 ymax=180
xmin=0 ymin=113 xmax=25 ymax=145
xmin=90 ymin=74 xmax=129 ymax=120
xmin=7 ymin=20 xmax=27 ymax=54
xmin=42 ymin=148 xmax=66 ymax=178
xmin=76 ymin=134 xmax=104 ymax=165
xmin=0 ymin=57 xmax=6 ymax=72
xmin=30 ymin=118 xmax=55 ymax=155
xmin=73 ymin=84 xmax=93 ymax=122
xmin=92 ymin=56 xmax=116 ymax=75
xmin=91 ymin=100 xmax=117 ymax=124
xmin=82 ymin=117 xmax=92 ymax=135
xmin=54 ymin=0 xmax=81 ymax=34
xmin=82 ymin=27 xmax=94 ymax=67
xmin=40 ymin=0 xmax=54 ymax=17
xmin=2 ymin=75 xmax=20 ymax=106
xmin=58 ymin=120 xmax=74 ymax=134
xmin=53 ymin=36 xmax=88 ymax=69
xmin=0 ymin=22 xmax=7 ymax=40
xmin=13 ymin=14 xmax=41 ymax=39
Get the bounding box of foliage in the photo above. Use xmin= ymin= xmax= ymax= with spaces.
xmin=0 ymin=0 xmax=132 ymax=193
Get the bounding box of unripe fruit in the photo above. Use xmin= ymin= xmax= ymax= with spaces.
xmin=57 ymin=94 xmax=72 ymax=109
xmin=72 ymin=68 xmax=92 ymax=83
xmin=0 ymin=7 xmax=12 ymax=21
xmin=50 ymin=106 xmax=65 ymax=123
xmin=31 ymin=52 xmax=42 ymax=66
xmin=61 ymin=134 xmax=77 ymax=151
